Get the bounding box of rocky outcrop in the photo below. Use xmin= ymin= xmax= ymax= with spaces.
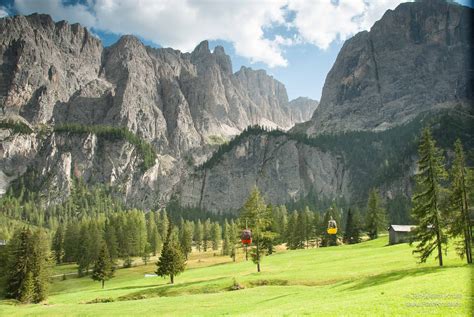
xmin=295 ymin=0 xmax=473 ymax=135
xmin=179 ymin=133 xmax=350 ymax=213
xmin=0 ymin=13 xmax=314 ymax=204
xmin=287 ymin=97 xmax=319 ymax=123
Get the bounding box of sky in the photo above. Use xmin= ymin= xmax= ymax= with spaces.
xmin=0 ymin=0 xmax=471 ymax=101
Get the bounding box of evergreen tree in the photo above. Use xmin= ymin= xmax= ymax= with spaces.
xmin=157 ymin=210 xmax=169 ymax=243
xmin=179 ymin=222 xmax=193 ymax=259
xmin=294 ymin=210 xmax=306 ymax=249
xmin=63 ymin=222 xmax=80 ymax=262
xmin=411 ymin=128 xmax=448 ymax=266
xmin=240 ymin=187 xmax=272 ymax=272
xmin=343 ymin=208 xmax=361 ymax=244
xmin=210 ymin=222 xmax=221 ymax=251
xmin=194 ymin=220 xmax=203 ymax=252
xmin=142 ymin=242 xmax=152 ymax=265
xmin=6 ymin=228 xmax=33 ymax=301
xmin=203 ymin=219 xmax=211 ymax=252
xmin=366 ymin=189 xmax=386 ymax=239
xmin=30 ymin=229 xmax=51 ymax=302
xmin=19 ymin=271 xmax=35 ymax=303
xmin=104 ymin=220 xmax=119 ymax=262
xmin=156 ymin=225 xmax=186 ymax=284
xmin=91 ymin=242 xmax=115 ymax=288
xmin=286 ymin=211 xmax=298 ymax=249
xmin=222 ymin=219 xmax=231 ymax=256
xmin=5 ymin=227 xmax=51 ymax=303
xmin=447 ymin=139 xmax=472 ymax=263
xmin=304 ymin=207 xmax=314 ymax=248
xmin=229 ymin=220 xmax=238 ymax=262
xmin=52 ymin=225 xmax=65 ymax=264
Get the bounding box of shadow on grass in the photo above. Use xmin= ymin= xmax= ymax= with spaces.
xmin=342 ymin=265 xmax=465 ymax=291
xmin=116 ymin=276 xmax=229 ymax=301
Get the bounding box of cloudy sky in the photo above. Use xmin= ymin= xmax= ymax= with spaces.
xmin=0 ymin=0 xmax=471 ymax=100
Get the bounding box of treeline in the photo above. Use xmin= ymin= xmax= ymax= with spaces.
xmin=0 ymin=119 xmax=33 ymax=134
xmin=54 ymin=123 xmax=156 ymax=171
xmin=199 ymin=110 xmax=473 ymax=208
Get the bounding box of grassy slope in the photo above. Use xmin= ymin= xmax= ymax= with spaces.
xmin=0 ymin=237 xmax=472 ymax=316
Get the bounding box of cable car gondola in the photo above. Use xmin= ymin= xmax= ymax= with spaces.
xmin=241 ymin=229 xmax=252 ymax=245
xmin=327 ymin=217 xmax=337 ymax=235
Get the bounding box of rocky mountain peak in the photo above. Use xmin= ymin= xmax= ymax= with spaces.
xmin=294 ymin=0 xmax=473 ymax=136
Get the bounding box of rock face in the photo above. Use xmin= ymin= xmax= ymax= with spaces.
xmin=295 ymin=0 xmax=473 ymax=135
xmin=287 ymin=97 xmax=319 ymax=123
xmin=1 ymin=0 xmax=472 ymax=212
xmin=179 ymin=133 xmax=350 ymax=212
xmin=0 ymin=13 xmax=314 ymax=204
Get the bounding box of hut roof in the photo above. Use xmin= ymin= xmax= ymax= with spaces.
xmin=389 ymin=225 xmax=416 ymax=232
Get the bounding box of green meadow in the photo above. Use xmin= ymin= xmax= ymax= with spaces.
xmin=1 ymin=236 xmax=472 ymax=316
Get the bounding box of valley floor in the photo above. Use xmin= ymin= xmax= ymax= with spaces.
xmin=0 ymin=237 xmax=472 ymax=316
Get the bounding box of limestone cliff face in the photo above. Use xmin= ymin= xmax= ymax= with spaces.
xmin=179 ymin=133 xmax=350 ymax=213
xmin=295 ymin=0 xmax=473 ymax=135
xmin=0 ymin=13 xmax=315 ymax=203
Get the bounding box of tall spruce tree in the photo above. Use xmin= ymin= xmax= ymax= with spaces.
xmin=222 ymin=219 xmax=231 ymax=256
xmin=366 ymin=189 xmax=386 ymax=239
xmin=447 ymin=139 xmax=472 ymax=263
xmin=240 ymin=187 xmax=272 ymax=272
xmin=52 ymin=225 xmax=64 ymax=264
xmin=91 ymin=242 xmax=115 ymax=288
xmin=411 ymin=128 xmax=448 ymax=266
xmin=179 ymin=221 xmax=193 ymax=259
xmin=203 ymin=219 xmax=211 ymax=252
xmin=194 ymin=220 xmax=203 ymax=252
xmin=156 ymin=225 xmax=186 ymax=284
xmin=210 ymin=222 xmax=221 ymax=251
xmin=343 ymin=209 xmax=361 ymax=244
xmin=6 ymin=227 xmax=51 ymax=303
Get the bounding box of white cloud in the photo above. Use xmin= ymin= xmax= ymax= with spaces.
xmin=13 ymin=0 xmax=407 ymax=67
xmin=0 ymin=6 xmax=9 ymax=18
xmin=288 ymin=0 xmax=407 ymax=50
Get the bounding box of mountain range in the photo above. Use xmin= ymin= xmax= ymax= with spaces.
xmin=0 ymin=0 xmax=472 ymax=218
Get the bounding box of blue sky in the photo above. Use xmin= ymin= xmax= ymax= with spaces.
xmin=0 ymin=0 xmax=471 ymax=101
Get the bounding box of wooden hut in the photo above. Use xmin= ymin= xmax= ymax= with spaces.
xmin=388 ymin=225 xmax=416 ymax=245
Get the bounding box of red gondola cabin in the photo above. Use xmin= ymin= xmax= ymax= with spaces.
xmin=241 ymin=229 xmax=252 ymax=245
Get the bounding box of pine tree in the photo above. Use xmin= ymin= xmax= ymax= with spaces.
xmin=343 ymin=208 xmax=361 ymax=244
xmin=447 ymin=139 xmax=472 ymax=264
xmin=294 ymin=211 xmax=306 ymax=249
xmin=210 ymin=222 xmax=221 ymax=251
xmin=6 ymin=228 xmax=33 ymax=301
xmin=179 ymin=222 xmax=193 ymax=259
xmin=6 ymin=227 xmax=51 ymax=303
xmin=52 ymin=225 xmax=64 ymax=264
xmin=366 ymin=189 xmax=386 ymax=239
xmin=91 ymin=242 xmax=115 ymax=288
xmin=30 ymin=229 xmax=51 ymax=302
xmin=240 ymin=186 xmax=272 ymax=272
xmin=222 ymin=219 xmax=231 ymax=256
xmin=194 ymin=220 xmax=203 ymax=252
xmin=304 ymin=207 xmax=314 ymax=248
xmin=286 ymin=211 xmax=298 ymax=249
xmin=156 ymin=225 xmax=186 ymax=284
xmin=411 ymin=128 xmax=448 ymax=266
xmin=203 ymin=219 xmax=211 ymax=252
xmin=64 ymin=222 xmax=80 ymax=262
xmin=104 ymin=220 xmax=119 ymax=262
xmin=142 ymin=242 xmax=152 ymax=265
xmin=229 ymin=220 xmax=238 ymax=262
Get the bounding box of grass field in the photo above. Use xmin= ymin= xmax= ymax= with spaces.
xmin=0 ymin=236 xmax=472 ymax=316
